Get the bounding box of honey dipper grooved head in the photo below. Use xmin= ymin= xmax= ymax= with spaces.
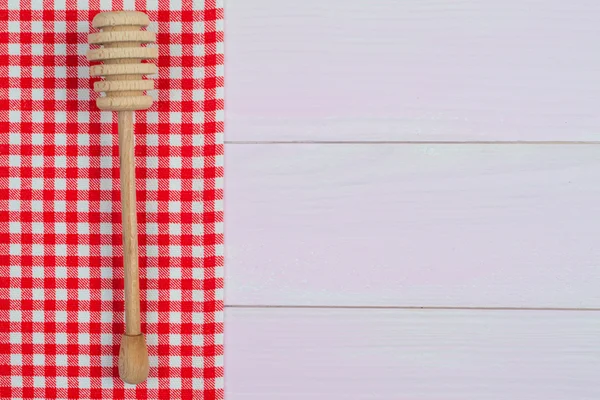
xmin=87 ymin=11 xmax=157 ymax=112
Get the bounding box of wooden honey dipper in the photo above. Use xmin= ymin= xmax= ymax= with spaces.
xmin=87 ymin=11 xmax=157 ymax=384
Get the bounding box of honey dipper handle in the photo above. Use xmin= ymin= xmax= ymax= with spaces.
xmin=117 ymin=110 xmax=149 ymax=385
xmin=118 ymin=110 xmax=141 ymax=336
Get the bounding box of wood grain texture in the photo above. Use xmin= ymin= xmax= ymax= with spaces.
xmin=226 ymin=0 xmax=600 ymax=142
xmin=88 ymin=15 xmax=157 ymax=112
xmin=87 ymin=46 xmax=158 ymax=61
xmin=92 ymin=10 xmax=150 ymax=29
xmin=89 ymin=30 xmax=156 ymax=44
xmin=88 ymin=11 xmax=155 ymax=384
xmin=90 ymin=63 xmax=157 ymax=77
xmin=118 ymin=111 xmax=142 ymax=336
xmin=94 ymin=79 xmax=154 ymax=92
xmin=226 ymin=308 xmax=600 ymax=399
xmin=97 ymin=96 xmax=153 ymax=111
xmin=225 ymin=144 xmax=600 ymax=308
xmin=118 ymin=333 xmax=149 ymax=385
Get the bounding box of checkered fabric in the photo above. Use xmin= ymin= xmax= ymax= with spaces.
xmin=0 ymin=1 xmax=224 ymax=399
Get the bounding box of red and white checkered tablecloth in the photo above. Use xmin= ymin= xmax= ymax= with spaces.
xmin=0 ymin=1 xmax=224 ymax=398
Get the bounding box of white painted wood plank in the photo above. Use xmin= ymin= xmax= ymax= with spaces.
xmin=227 ymin=0 xmax=600 ymax=142
xmin=225 ymin=144 xmax=600 ymax=308
xmin=226 ymin=308 xmax=600 ymax=399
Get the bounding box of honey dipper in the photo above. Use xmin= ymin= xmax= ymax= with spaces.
xmin=87 ymin=11 xmax=157 ymax=384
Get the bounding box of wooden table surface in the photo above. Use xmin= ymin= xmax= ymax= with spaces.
xmin=225 ymin=1 xmax=600 ymax=398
